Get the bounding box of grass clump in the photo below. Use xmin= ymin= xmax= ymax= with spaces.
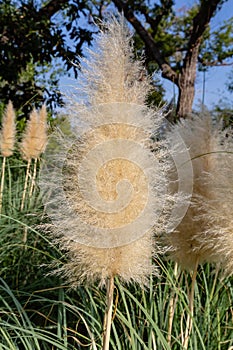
xmin=0 ymin=16 xmax=233 ymax=350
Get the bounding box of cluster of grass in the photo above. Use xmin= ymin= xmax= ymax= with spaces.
xmin=0 ymin=35 xmax=232 ymax=349
xmin=0 ymin=152 xmax=232 ymax=349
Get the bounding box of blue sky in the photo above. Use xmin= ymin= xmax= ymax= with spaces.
xmin=59 ymin=0 xmax=233 ymax=110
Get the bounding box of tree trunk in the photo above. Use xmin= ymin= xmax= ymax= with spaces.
xmin=176 ymin=44 xmax=200 ymax=118
xmin=176 ymin=84 xmax=194 ymax=119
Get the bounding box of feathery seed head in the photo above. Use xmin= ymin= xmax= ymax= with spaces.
xmin=195 ymin=126 xmax=233 ymax=276
xmin=0 ymin=101 xmax=16 ymax=157
xmin=165 ymin=114 xmax=233 ymax=272
xmin=75 ymin=16 xmax=151 ymax=106
xmin=41 ymin=17 xmax=182 ymax=287
xmin=43 ymin=103 xmax=168 ymax=287
xmin=20 ymin=106 xmax=48 ymax=160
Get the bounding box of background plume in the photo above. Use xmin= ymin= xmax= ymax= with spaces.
xmin=165 ymin=113 xmax=233 ymax=272
xmin=0 ymin=101 xmax=16 ymax=158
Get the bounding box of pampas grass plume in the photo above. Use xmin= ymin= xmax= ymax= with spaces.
xmin=42 ymin=17 xmax=181 ymax=350
xmin=164 ymin=114 xmax=232 ymax=348
xmin=79 ymin=18 xmax=151 ymax=106
xmin=197 ymin=126 xmax=233 ymax=277
xmin=0 ymin=101 xmax=16 ymax=157
xmin=20 ymin=105 xmax=48 ymax=211
xmin=166 ymin=113 xmax=233 ymax=273
xmin=20 ymin=106 xmax=47 ymax=160
xmin=0 ymin=101 xmax=16 ymax=213
xmin=44 ymin=17 xmax=171 ymax=288
xmin=166 ymin=114 xmax=217 ymax=270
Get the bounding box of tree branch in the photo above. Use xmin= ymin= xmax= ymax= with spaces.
xmin=112 ymin=0 xmax=178 ymax=84
xmin=199 ymin=58 xmax=233 ymax=67
xmin=38 ymin=0 xmax=70 ymax=19
xmin=132 ymin=1 xmax=173 ymax=36
xmin=186 ymin=0 xmax=223 ymax=54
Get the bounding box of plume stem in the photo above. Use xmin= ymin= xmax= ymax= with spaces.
xmin=21 ymin=159 xmax=31 ymax=211
xmin=0 ymin=156 xmax=6 ymax=214
xmin=183 ymin=258 xmax=199 ymax=349
xmin=102 ymin=276 xmax=115 ymax=350
xmin=167 ymin=262 xmax=179 ymax=345
xmin=209 ymin=266 xmax=219 ymax=301
xmin=29 ymin=158 xmax=38 ymax=198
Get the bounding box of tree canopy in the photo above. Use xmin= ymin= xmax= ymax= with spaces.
xmin=0 ymin=0 xmax=233 ymax=118
xmin=0 ymin=0 xmax=92 ymax=116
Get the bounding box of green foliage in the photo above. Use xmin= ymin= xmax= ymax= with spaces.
xmin=227 ymin=67 xmax=233 ymax=101
xmin=1 ymin=0 xmax=233 ymax=116
xmin=146 ymin=83 xmax=165 ymax=108
xmin=200 ymin=17 xmax=233 ymax=68
xmin=149 ymin=4 xmax=199 ymax=70
xmin=0 ymin=0 xmax=93 ymax=115
xmin=0 ymin=157 xmax=57 ymax=289
xmin=212 ymin=99 xmax=233 ymax=127
xmin=0 ymin=149 xmax=233 ymax=349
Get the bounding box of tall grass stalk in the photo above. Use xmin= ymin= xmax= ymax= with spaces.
xmin=29 ymin=158 xmax=38 ymax=197
xmin=183 ymin=258 xmax=199 ymax=349
xmin=20 ymin=158 xmax=31 ymax=212
xmin=28 ymin=106 xmax=47 ymax=198
xmin=167 ymin=261 xmax=179 ymax=345
xmin=0 ymin=155 xmax=6 ymax=213
xmin=103 ymin=276 xmax=115 ymax=350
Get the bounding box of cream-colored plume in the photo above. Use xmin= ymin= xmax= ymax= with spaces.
xmin=20 ymin=106 xmax=47 ymax=160
xmin=165 ymin=114 xmax=233 ymax=272
xmin=20 ymin=105 xmax=48 ymax=211
xmin=78 ymin=17 xmax=151 ymax=106
xmin=0 ymin=101 xmax=16 ymax=157
xmin=196 ymin=126 xmax=233 ymax=277
xmin=42 ymin=17 xmax=175 ymax=288
xmin=0 ymin=101 xmax=16 ymax=213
